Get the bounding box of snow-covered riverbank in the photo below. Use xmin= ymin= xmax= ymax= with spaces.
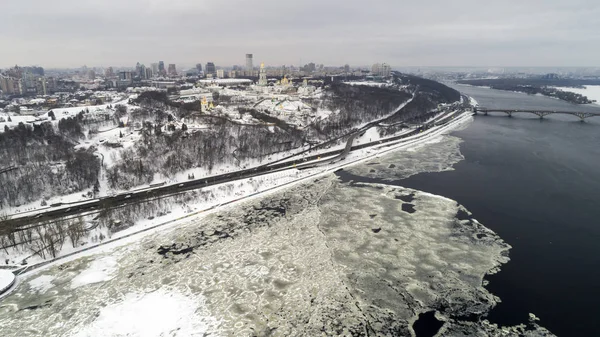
xmin=1 ymin=111 xmax=473 ymax=268
xmin=0 ymin=114 xmax=552 ymax=335
xmin=554 ymin=85 xmax=600 ymax=106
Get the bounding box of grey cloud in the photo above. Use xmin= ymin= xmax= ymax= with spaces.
xmin=1 ymin=0 xmax=599 ymax=68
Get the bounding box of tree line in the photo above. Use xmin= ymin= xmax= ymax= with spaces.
xmin=0 ymin=121 xmax=100 ymax=208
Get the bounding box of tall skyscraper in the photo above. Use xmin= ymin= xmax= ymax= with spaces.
xmin=196 ymin=63 xmax=202 ymax=73
xmin=158 ymin=61 xmax=165 ymax=76
xmin=139 ymin=64 xmax=147 ymax=79
xmin=205 ymin=62 xmax=216 ymax=76
xmin=151 ymin=63 xmax=159 ymax=76
xmin=246 ymin=54 xmax=253 ymax=76
xmin=168 ymin=64 xmax=177 ymax=76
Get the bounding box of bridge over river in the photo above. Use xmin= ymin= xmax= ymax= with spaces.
xmin=474 ymin=107 xmax=600 ymax=121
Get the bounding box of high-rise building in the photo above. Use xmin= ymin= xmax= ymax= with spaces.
xmin=196 ymin=63 xmax=202 ymax=73
xmin=246 ymin=54 xmax=253 ymax=76
xmin=151 ymin=63 xmax=159 ymax=76
xmin=168 ymin=64 xmax=177 ymax=76
xmin=216 ymin=69 xmax=225 ymax=78
xmin=158 ymin=61 xmax=165 ymax=76
xmin=21 ymin=70 xmax=38 ymax=94
xmin=36 ymin=78 xmax=48 ymax=95
xmin=302 ymin=63 xmax=316 ymax=73
xmin=0 ymin=75 xmax=26 ymax=95
xmin=0 ymin=75 xmax=15 ymax=95
xmin=258 ymin=63 xmax=267 ymax=86
xmin=344 ymin=64 xmax=350 ymax=74
xmin=381 ymin=63 xmax=391 ymax=77
xmin=119 ymin=71 xmax=133 ymax=80
xmin=87 ymin=70 xmax=96 ymax=81
xmin=371 ymin=63 xmax=391 ymax=77
xmin=22 ymin=70 xmax=35 ymax=88
xmin=371 ymin=63 xmax=380 ymax=75
xmin=145 ymin=68 xmax=153 ymax=79
xmin=205 ymin=62 xmax=216 ymax=76
xmin=139 ymin=64 xmax=147 ymax=79
xmin=105 ymin=67 xmax=114 ymax=77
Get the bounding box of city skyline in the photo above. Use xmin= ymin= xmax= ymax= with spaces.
xmin=2 ymin=0 xmax=600 ymax=68
xmin=0 ymin=57 xmax=371 ymax=72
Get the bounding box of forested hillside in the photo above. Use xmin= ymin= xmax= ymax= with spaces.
xmin=0 ymin=121 xmax=100 ymax=208
xmin=0 ymin=73 xmax=463 ymax=209
xmin=313 ymin=83 xmax=413 ymax=137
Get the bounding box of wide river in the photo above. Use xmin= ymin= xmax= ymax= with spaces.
xmin=1 ymin=84 xmax=598 ymax=337
xmin=400 ymin=84 xmax=600 ymax=336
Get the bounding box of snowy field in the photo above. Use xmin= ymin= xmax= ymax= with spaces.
xmin=555 ymin=86 xmax=600 ymax=105
xmin=0 ymin=95 xmax=133 ymax=133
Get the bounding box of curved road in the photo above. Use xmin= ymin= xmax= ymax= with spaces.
xmin=1 ymin=99 xmax=461 ymax=233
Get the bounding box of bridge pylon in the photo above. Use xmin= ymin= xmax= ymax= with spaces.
xmin=534 ymin=111 xmax=552 ymax=119
xmin=574 ymin=112 xmax=593 ymax=121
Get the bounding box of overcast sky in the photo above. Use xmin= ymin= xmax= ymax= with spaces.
xmin=2 ymin=0 xmax=599 ymax=69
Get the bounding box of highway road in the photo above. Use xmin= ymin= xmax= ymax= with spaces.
xmin=0 ymin=107 xmax=465 ymax=232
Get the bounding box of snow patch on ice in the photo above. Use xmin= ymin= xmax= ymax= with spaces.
xmin=28 ymin=275 xmax=55 ymax=293
xmin=72 ymin=290 xmax=216 ymax=337
xmin=0 ymin=270 xmax=15 ymax=293
xmin=347 ymin=135 xmax=465 ymax=180
xmin=70 ymin=255 xmax=118 ymax=289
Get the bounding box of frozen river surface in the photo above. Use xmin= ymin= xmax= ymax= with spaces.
xmin=0 ymin=134 xmax=553 ymax=336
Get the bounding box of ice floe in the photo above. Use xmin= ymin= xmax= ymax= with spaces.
xmin=28 ymin=275 xmax=55 ymax=293
xmin=70 ymin=255 xmax=118 ymax=289
xmin=72 ymin=290 xmax=214 ymax=337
